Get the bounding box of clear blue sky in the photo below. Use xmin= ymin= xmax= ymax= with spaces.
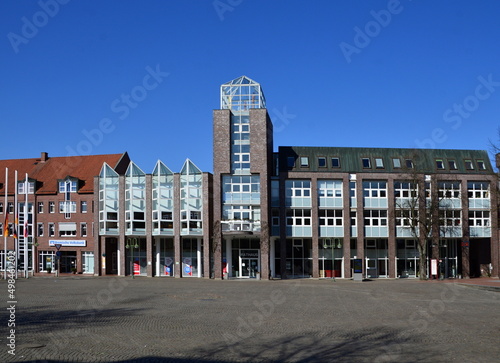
xmin=1 ymin=0 xmax=499 ymax=173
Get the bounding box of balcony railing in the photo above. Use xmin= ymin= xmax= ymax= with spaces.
xmin=222 ymin=220 xmax=261 ymax=234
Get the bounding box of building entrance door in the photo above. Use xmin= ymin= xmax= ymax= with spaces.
xmin=366 ymin=258 xmax=377 ymax=278
xmin=239 ymin=249 xmax=259 ymax=278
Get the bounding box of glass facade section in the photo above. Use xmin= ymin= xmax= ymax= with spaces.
xmin=285 ymin=239 xmax=312 ymax=278
xmin=152 ymin=161 xmax=174 ymax=235
xmin=468 ymin=182 xmax=490 ymax=209
xmin=438 ymin=181 xmax=461 ymax=208
xmin=363 ymin=181 xmax=387 ymax=208
xmin=180 ymin=160 xmax=203 ymax=235
xmin=182 ymin=238 xmax=201 ymax=277
xmin=231 ymin=114 xmax=250 ymax=173
xmin=319 ymin=238 xmax=343 ymax=278
xmin=318 ymin=180 xmax=343 ymax=208
xmin=285 ymin=180 xmax=311 ymax=208
xmin=125 ymin=162 xmax=146 ymax=235
xmin=99 ymin=163 xmax=119 ymax=234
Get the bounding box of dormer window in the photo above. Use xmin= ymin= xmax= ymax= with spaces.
xmin=477 ymin=160 xmax=486 ymax=170
xmin=18 ymin=180 xmax=35 ymax=194
xmin=59 ymin=179 xmax=78 ymax=193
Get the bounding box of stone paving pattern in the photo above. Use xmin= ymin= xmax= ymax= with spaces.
xmin=1 ymin=276 xmax=499 ymax=362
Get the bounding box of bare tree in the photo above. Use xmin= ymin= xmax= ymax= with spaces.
xmin=393 ymin=152 xmax=448 ymax=280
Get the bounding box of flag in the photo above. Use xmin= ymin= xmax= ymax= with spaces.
xmin=23 ymin=218 xmax=28 ymax=238
xmin=12 ymin=214 xmax=19 ymax=238
xmin=12 ymin=218 xmax=18 ymax=238
xmin=3 ymin=214 xmax=8 ymax=237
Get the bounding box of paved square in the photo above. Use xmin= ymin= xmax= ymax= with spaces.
xmin=2 ymin=276 xmax=499 ymax=362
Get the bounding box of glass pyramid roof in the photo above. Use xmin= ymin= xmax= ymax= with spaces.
xmin=220 ymin=75 xmax=266 ymax=111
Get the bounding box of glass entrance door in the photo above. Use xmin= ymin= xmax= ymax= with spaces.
xmin=239 ymin=249 xmax=259 ymax=278
xmin=240 ymin=258 xmax=258 ymax=277
xmin=366 ymin=258 xmax=377 ymax=278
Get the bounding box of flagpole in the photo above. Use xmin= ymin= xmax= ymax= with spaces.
xmin=24 ymin=173 xmax=28 ymax=279
xmin=4 ymin=167 xmax=8 ymax=280
xmin=14 ymin=170 xmax=18 ymax=279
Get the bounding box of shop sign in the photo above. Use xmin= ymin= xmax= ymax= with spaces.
xmin=240 ymin=250 xmax=259 ymax=258
xmin=49 ymin=240 xmax=86 ymax=247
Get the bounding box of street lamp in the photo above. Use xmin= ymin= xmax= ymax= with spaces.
xmin=126 ymin=238 xmax=139 ymax=279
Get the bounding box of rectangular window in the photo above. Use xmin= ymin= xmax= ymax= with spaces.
xmin=300 ymin=156 xmax=309 ymax=167
xmin=362 ymin=158 xmax=371 ymax=168
xmin=331 ymin=157 xmax=340 ymax=168
xmin=436 ymin=159 xmax=445 ymax=169
xmin=48 ymin=223 xmax=55 ymax=237
xmin=38 ymin=202 xmax=44 ymax=213
xmin=81 ymin=201 xmax=88 ymax=213
xmin=439 ymin=209 xmax=461 ymax=226
xmin=468 ymin=210 xmax=490 ymax=227
xmin=394 ymin=181 xmax=417 ymax=199
xmin=438 ymin=181 xmax=460 ymax=199
xmin=81 ymin=222 xmax=87 ymax=237
xmin=285 ymin=209 xmax=311 ymax=226
xmin=467 ymin=182 xmax=489 ymax=199
xmin=37 ymin=223 xmax=44 ymax=237
xmin=375 ymin=158 xmax=384 ymax=168
xmin=319 ymin=209 xmax=343 ymax=226
xmin=464 ymin=159 xmax=474 ymax=170
xmin=0 ymin=202 xmax=2 ymax=214
xmin=392 ymin=158 xmax=401 ymax=168
xmin=405 ymin=159 xmax=414 ymax=169
xmin=8 ymin=202 xmax=14 ymax=213
xmin=59 ymin=201 xmax=77 ymax=213
xmin=363 ymin=181 xmax=387 ymax=198
xmin=448 ymin=160 xmax=457 ymax=170
xmin=476 ymin=160 xmax=486 ymax=170
xmin=395 ymin=209 xmax=418 ymax=227
xmin=318 ymin=157 xmax=326 ymax=168
xmin=59 ymin=222 xmax=77 ymax=237
xmin=363 ymin=210 xmax=388 ymax=226
xmin=350 ymin=211 xmax=356 ymax=226
xmin=49 ymin=201 xmax=55 ymax=213
xmin=287 ymin=157 xmax=295 ymax=168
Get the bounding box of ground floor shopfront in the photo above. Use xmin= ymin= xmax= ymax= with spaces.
xmin=98 ymin=236 xmax=206 ymax=278
xmin=94 ymin=235 xmax=494 ymax=279
xmin=272 ymin=237 xmax=492 ymax=280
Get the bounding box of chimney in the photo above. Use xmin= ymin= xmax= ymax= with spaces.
xmin=41 ymin=152 xmax=49 ymax=162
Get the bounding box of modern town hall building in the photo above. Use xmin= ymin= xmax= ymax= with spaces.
xmin=95 ymin=76 xmax=498 ymax=280
xmin=1 ymin=76 xmax=498 ymax=279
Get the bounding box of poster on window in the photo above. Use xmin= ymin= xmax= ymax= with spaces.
xmin=134 ymin=258 xmax=140 ymax=275
xmin=164 ymin=257 xmax=173 ymax=276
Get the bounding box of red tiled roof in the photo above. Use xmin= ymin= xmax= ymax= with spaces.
xmin=0 ymin=152 xmax=129 ymax=195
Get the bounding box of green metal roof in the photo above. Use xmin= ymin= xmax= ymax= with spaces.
xmin=278 ymin=146 xmax=494 ymax=174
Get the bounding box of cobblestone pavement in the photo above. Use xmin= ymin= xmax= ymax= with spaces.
xmin=1 ymin=276 xmax=499 ymax=363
